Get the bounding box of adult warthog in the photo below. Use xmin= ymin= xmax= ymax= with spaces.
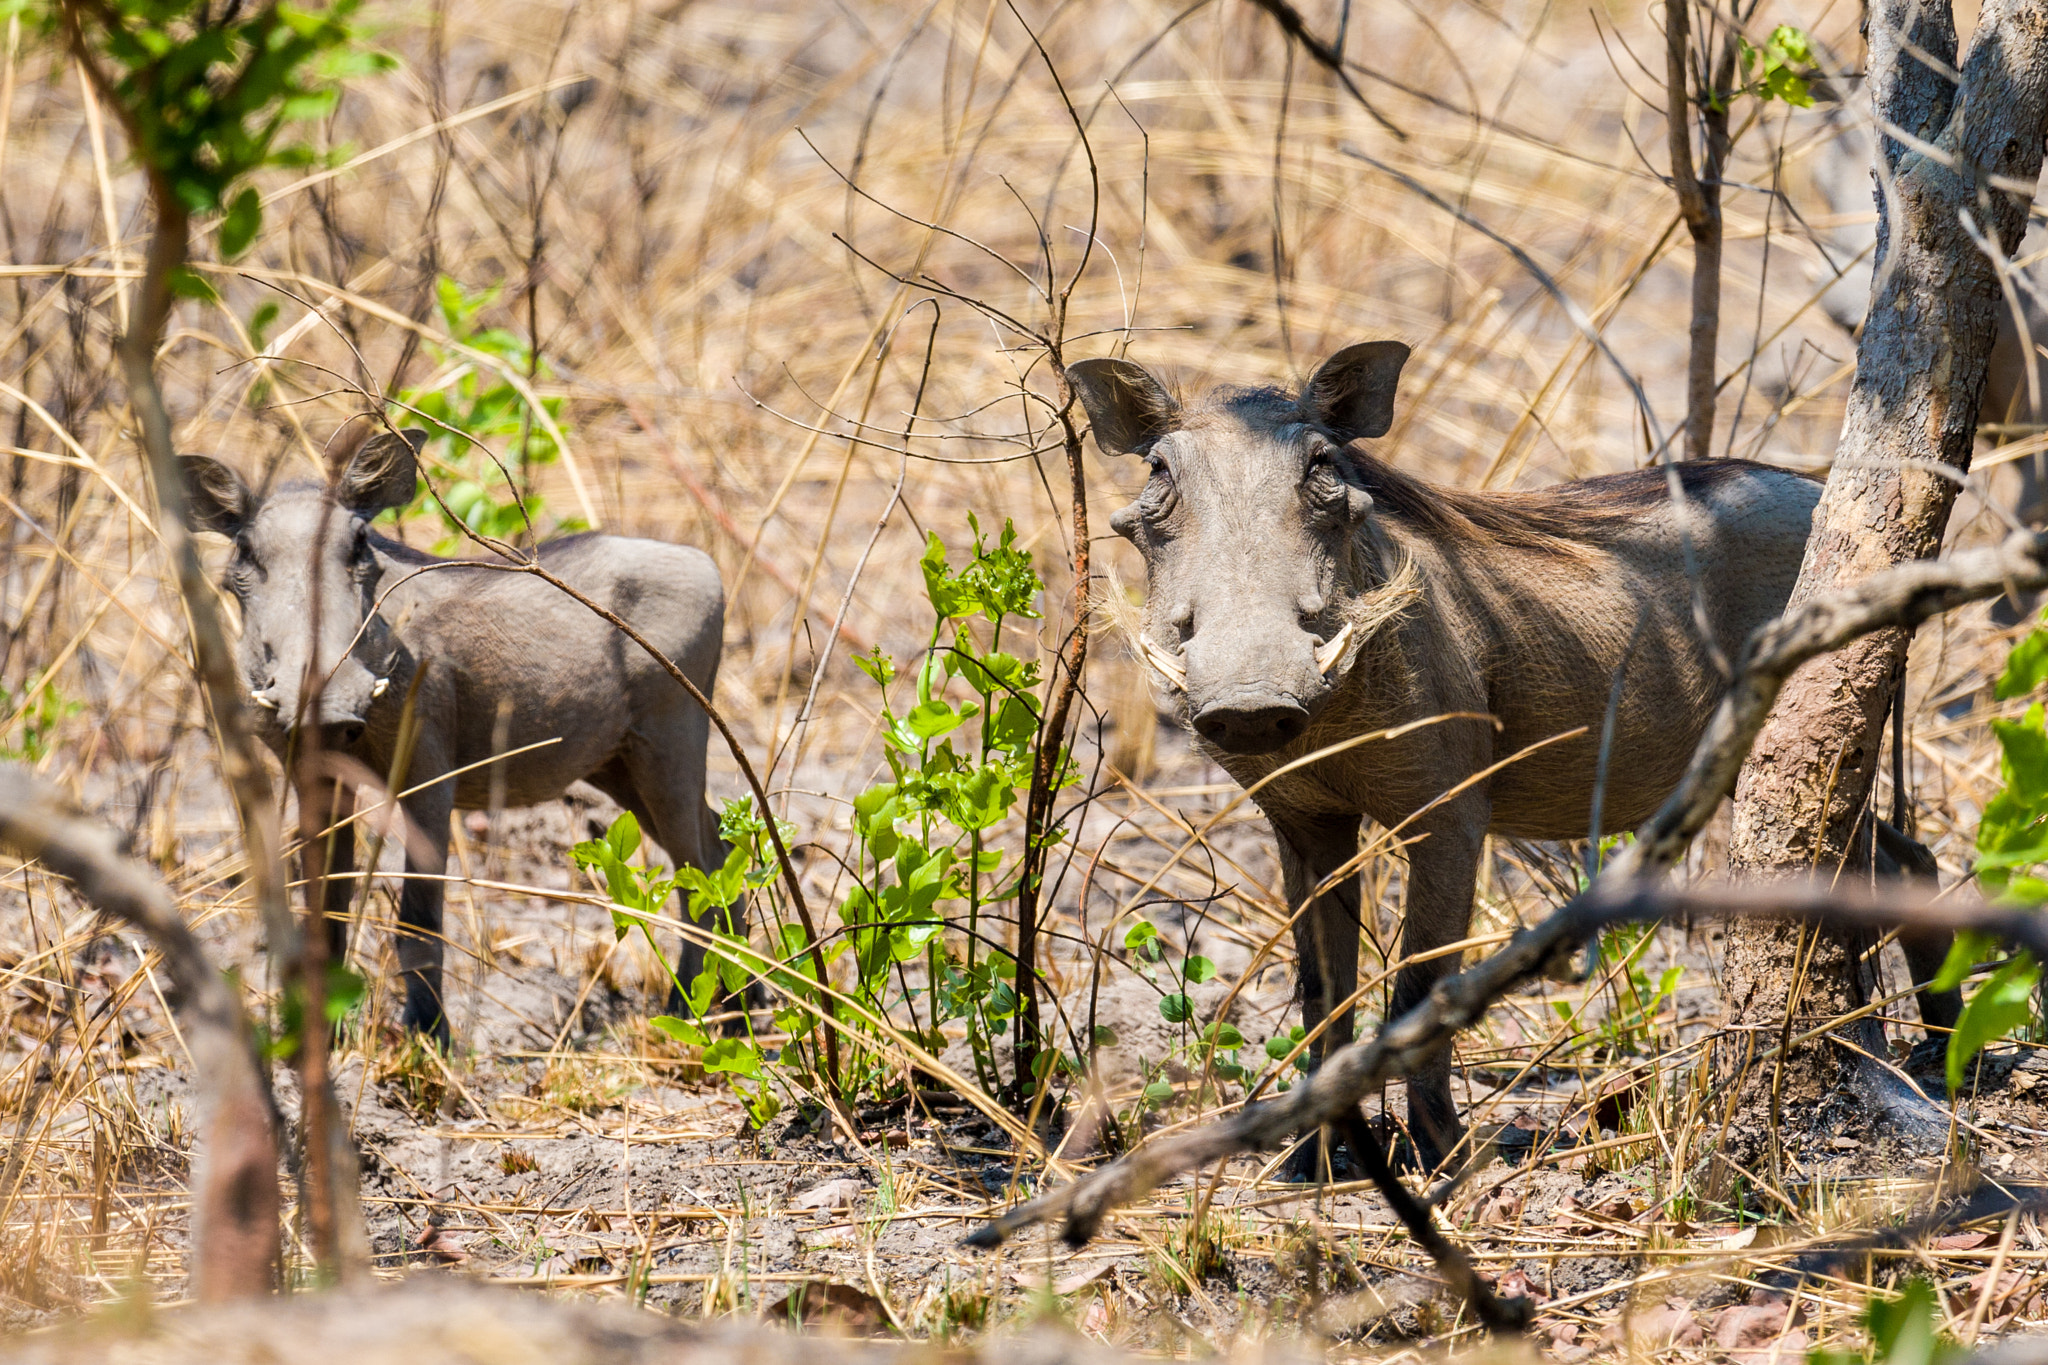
xmin=182 ymin=430 xmax=728 ymax=1044
xmin=1070 ymin=342 xmax=1824 ymax=1174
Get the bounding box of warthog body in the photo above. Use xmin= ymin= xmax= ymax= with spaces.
xmin=182 ymin=432 xmax=727 ymax=1042
xmin=1070 ymin=343 xmax=1823 ymax=1171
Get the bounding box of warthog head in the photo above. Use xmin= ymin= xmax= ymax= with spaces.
xmin=1069 ymin=342 xmax=1414 ymax=757
xmin=180 ymin=430 xmax=425 ymax=745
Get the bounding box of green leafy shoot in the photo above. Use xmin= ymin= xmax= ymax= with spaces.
xmin=572 ymin=809 xmax=781 ymax=1125
xmin=1947 ymin=952 xmax=2040 ymax=1095
xmin=1736 ymin=24 xmax=1815 ymax=107
xmin=0 ymin=682 xmax=80 ymax=762
xmin=386 ymin=276 xmax=580 ymax=552
xmin=1811 ymin=1278 xmax=1964 ymax=1365
xmin=50 ymin=0 xmax=394 ymax=259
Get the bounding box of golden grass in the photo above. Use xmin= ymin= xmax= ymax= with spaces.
xmin=1 ymin=0 xmax=2044 ymax=1353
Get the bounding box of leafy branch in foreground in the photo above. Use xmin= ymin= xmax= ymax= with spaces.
xmin=40 ymin=0 xmax=392 ymax=1282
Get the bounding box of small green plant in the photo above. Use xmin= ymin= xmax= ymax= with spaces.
xmin=259 ymin=961 xmax=366 ymax=1061
xmin=1148 ymin=1197 xmax=1230 ymax=1295
xmin=386 ymin=276 xmax=581 ymax=552
xmin=30 ymin=0 xmax=392 ymax=279
xmin=1733 ymin=25 xmax=1816 ymax=109
xmin=570 ymin=804 xmax=784 ymax=1128
xmin=0 ymin=682 xmax=80 ymax=762
xmin=1810 ymin=1279 xmax=1963 ymax=1365
xmin=833 ymin=515 xmax=1074 ymax=1101
xmin=1934 ymin=622 xmax=2048 ymax=1092
xmin=1119 ymin=918 xmax=1307 ymax=1115
xmin=566 ymin=515 xmax=1077 ymax=1116
xmin=1554 ymin=923 xmax=1682 ymax=1057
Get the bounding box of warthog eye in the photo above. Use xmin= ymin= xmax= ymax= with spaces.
xmin=1136 ymin=452 xmax=1177 ymax=523
xmin=1303 ymin=450 xmax=1346 ymax=510
xmin=226 ymin=537 xmax=262 ymax=596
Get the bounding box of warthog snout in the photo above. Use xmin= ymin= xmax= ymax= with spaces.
xmin=1192 ymin=696 xmax=1309 ymax=753
xmin=248 ymin=655 xmax=383 ymax=741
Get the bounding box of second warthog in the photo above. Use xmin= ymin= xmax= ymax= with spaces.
xmin=182 ymin=430 xmax=729 ymax=1043
xmin=1070 ymin=342 xmax=1821 ymax=1174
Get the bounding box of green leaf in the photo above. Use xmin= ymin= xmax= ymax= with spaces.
xmin=1159 ymin=993 xmax=1192 ymax=1024
xmin=606 ymin=810 xmax=641 ymax=863
xmin=166 ymin=265 xmax=219 ymax=301
xmin=1999 ymin=628 xmax=2048 ymax=700
xmin=921 ymin=532 xmax=974 ymax=618
xmin=247 ymin=300 xmax=281 ymax=351
xmin=1142 ymin=1079 xmax=1174 ymax=1109
xmin=1265 ymin=1035 xmax=1296 ymax=1061
xmin=903 ymin=698 xmax=977 ymax=740
xmin=853 ymin=646 xmax=896 ymax=688
xmin=219 ymin=187 xmax=262 ymax=259
xmin=324 ymin=964 xmax=366 ymax=1022
xmin=988 ymin=695 xmax=1041 ymax=756
xmin=649 ymin=1015 xmax=709 ymax=1048
xmin=1123 ymin=921 xmax=1158 ymax=950
xmin=701 ymin=1037 xmax=765 ymax=1080
xmin=1092 ymin=1025 xmax=1117 ymax=1047
xmin=1183 ymin=954 xmax=1217 ymax=984
xmin=1948 ymin=951 xmax=2040 ymax=1095
xmin=1868 ymin=1279 xmax=1964 ymax=1365
xmin=1203 ymin=1021 xmax=1244 ymax=1049
xmin=1931 ymin=930 xmax=1999 ymax=993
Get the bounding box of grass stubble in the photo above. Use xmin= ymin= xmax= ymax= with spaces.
xmin=0 ymin=0 xmax=2041 ymax=1355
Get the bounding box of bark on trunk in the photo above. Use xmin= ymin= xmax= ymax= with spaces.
xmin=1717 ymin=0 xmax=2048 ymax=1182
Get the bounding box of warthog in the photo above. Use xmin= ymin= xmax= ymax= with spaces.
xmin=1070 ymin=343 xmax=1826 ymax=1173
xmin=181 ymin=430 xmax=728 ymax=1043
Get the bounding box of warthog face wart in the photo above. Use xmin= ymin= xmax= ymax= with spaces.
xmin=181 ymin=431 xmax=424 ymax=746
xmin=1070 ymin=341 xmax=1411 ymax=756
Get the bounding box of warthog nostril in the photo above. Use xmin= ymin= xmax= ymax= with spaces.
xmin=330 ymin=721 xmax=365 ymax=748
xmin=1193 ymin=701 xmax=1309 ymax=755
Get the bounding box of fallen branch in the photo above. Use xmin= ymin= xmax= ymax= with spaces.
xmin=967 ymin=525 xmax=2048 ymax=1314
xmin=967 ymin=879 xmax=2048 ymax=1247
xmin=0 ymin=769 xmax=279 ymax=1300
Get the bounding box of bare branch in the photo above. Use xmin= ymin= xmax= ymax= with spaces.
xmin=1241 ymin=0 xmax=1406 ymax=141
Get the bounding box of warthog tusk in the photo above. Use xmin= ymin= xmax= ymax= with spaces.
xmin=250 ymin=690 xmax=279 ymax=711
xmin=371 ymin=677 xmax=390 ymax=699
xmin=1314 ymin=622 xmax=1356 ymax=676
xmin=1139 ymin=639 xmax=1187 ymax=689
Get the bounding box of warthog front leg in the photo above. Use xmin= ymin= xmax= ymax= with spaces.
xmin=397 ymin=785 xmax=452 ymax=1047
xmin=1393 ymin=809 xmax=1484 ymax=1172
xmin=1273 ymin=811 xmax=1367 ymax=1182
xmin=299 ymin=774 xmax=356 ymax=965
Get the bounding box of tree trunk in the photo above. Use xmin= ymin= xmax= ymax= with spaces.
xmin=1716 ymin=0 xmax=2048 ymax=1185
xmin=1666 ymin=0 xmax=1733 ymax=463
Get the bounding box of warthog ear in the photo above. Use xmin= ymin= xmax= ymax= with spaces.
xmin=1065 ymin=358 xmax=1180 ymax=456
xmin=1301 ymin=341 xmax=1411 ymax=441
xmin=178 ymin=456 xmax=253 ymax=537
xmin=338 ymin=428 xmax=426 ymax=515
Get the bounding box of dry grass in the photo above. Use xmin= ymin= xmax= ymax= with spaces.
xmin=2 ymin=0 xmax=2046 ymax=1356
